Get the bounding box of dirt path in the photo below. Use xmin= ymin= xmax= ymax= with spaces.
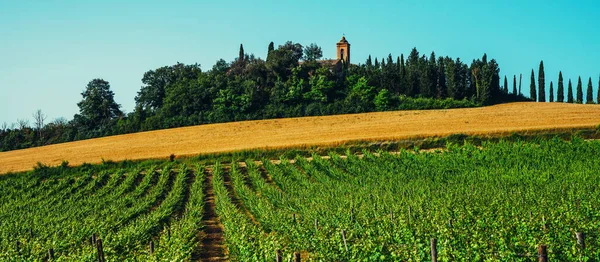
xmin=194 ymin=169 xmax=228 ymax=261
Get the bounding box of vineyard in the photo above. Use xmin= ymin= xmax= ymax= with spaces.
xmin=1 ymin=138 xmax=600 ymax=261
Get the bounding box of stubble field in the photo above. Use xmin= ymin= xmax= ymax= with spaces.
xmin=1 ymin=102 xmax=600 ymax=174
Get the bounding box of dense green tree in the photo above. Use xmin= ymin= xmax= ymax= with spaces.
xmin=557 ymin=72 xmax=564 ymax=102
xmin=75 ymin=79 xmax=123 ymax=129
xmin=549 ymin=82 xmax=554 ymax=102
xmin=366 ymin=55 xmax=372 ymax=68
xmin=239 ymin=44 xmax=245 ymax=62
xmin=406 ymin=48 xmax=420 ymax=96
xmin=436 ymin=57 xmax=447 ymax=98
xmin=513 ymin=75 xmax=517 ymax=94
xmin=266 ymin=42 xmax=275 ymax=61
xmin=303 ymin=43 xmax=323 ymax=62
xmin=576 ymin=76 xmax=583 ymax=103
xmin=399 ymin=54 xmax=407 ymax=95
xmin=529 ymin=70 xmax=537 ymax=101
xmin=586 ymin=77 xmax=594 ymax=104
xmin=135 ymin=63 xmax=202 ymax=112
xmin=538 ymin=61 xmax=545 ymax=102
xmin=470 ymin=55 xmax=499 ymax=104
xmin=266 ymin=41 xmax=303 ymax=80
xmin=503 ymin=76 xmax=508 ymax=93
xmin=567 ymin=79 xmax=574 ymax=103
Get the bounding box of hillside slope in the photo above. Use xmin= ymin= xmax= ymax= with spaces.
xmin=2 ymin=102 xmax=600 ymax=174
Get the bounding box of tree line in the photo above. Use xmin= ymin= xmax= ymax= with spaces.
xmin=1 ymin=41 xmax=530 ymax=152
xmin=529 ymin=60 xmax=599 ymax=104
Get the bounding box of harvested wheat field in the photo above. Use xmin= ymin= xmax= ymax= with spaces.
xmin=2 ymin=102 xmax=600 ymax=174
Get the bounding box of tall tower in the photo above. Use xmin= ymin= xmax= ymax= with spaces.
xmin=336 ymin=36 xmax=350 ymax=64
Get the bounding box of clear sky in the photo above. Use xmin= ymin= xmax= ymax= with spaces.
xmin=1 ymin=0 xmax=599 ymax=125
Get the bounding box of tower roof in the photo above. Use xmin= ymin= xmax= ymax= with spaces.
xmin=338 ymin=36 xmax=348 ymax=43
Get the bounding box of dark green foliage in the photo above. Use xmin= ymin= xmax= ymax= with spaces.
xmin=597 ymin=77 xmax=600 ymax=105
xmin=530 ymin=69 xmax=537 ymax=101
xmin=538 ymin=61 xmax=545 ymax=102
xmin=1 ymin=44 xmax=528 ymax=152
xmin=567 ymin=79 xmax=574 ymax=103
xmin=436 ymin=57 xmax=447 ymax=98
xmin=549 ymin=81 xmax=554 ymax=102
xmin=586 ymin=77 xmax=594 ymax=104
xmin=303 ymin=43 xmax=322 ymax=61
xmin=557 ymin=72 xmax=564 ymax=102
xmin=512 ymin=75 xmax=517 ymax=94
xmin=503 ymin=76 xmax=508 ymax=93
xmin=75 ymin=79 xmax=123 ymax=132
xmin=576 ymin=76 xmax=583 ymax=103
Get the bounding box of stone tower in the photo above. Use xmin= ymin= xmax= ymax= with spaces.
xmin=336 ymin=36 xmax=350 ymax=64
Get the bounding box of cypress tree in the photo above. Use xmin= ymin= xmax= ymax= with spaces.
xmin=576 ymin=76 xmax=583 ymax=103
xmin=512 ymin=75 xmax=517 ymax=95
xmin=239 ymin=44 xmax=245 ymax=62
xmin=374 ymin=58 xmax=379 ymax=69
xmin=538 ymin=61 xmax=545 ymax=102
xmin=366 ymin=55 xmax=372 ymax=68
xmin=549 ymin=81 xmax=554 ymax=102
xmin=530 ymin=70 xmax=537 ymax=101
xmin=567 ymin=79 xmax=574 ymax=103
xmin=519 ymin=74 xmax=522 ymax=95
xmin=267 ymin=41 xmax=274 ymax=61
xmin=597 ymin=76 xmax=600 ymax=105
xmin=557 ymin=72 xmax=564 ymax=102
xmin=268 ymin=42 xmax=274 ymax=53
xmin=586 ymin=77 xmax=594 ymax=104
xmin=503 ymin=76 xmax=508 ymax=93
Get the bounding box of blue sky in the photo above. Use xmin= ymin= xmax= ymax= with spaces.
xmin=1 ymin=0 xmax=599 ymax=125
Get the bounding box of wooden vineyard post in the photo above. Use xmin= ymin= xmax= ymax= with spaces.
xmin=294 ymin=252 xmax=301 ymax=262
xmin=91 ymin=233 xmax=97 ymax=246
xmin=538 ymin=244 xmax=548 ymax=262
xmin=149 ymin=240 xmax=155 ymax=255
xmin=276 ymin=249 xmax=283 ymax=262
xmin=48 ymin=248 xmax=54 ymax=260
xmin=97 ymin=239 xmax=105 ymax=262
xmin=341 ymin=229 xmax=349 ymax=252
xmin=314 ymin=219 xmax=318 ymax=232
xmin=430 ymin=238 xmax=438 ymax=262
xmin=576 ymin=232 xmax=585 ymax=250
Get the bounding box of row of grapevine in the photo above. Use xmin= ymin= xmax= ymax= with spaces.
xmin=207 ymin=139 xmax=600 ymax=261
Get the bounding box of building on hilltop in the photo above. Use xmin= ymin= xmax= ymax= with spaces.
xmin=303 ymin=35 xmax=351 ymax=74
xmin=336 ymin=35 xmax=350 ymax=64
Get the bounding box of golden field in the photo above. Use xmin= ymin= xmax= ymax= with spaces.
xmin=1 ymin=102 xmax=600 ymax=174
